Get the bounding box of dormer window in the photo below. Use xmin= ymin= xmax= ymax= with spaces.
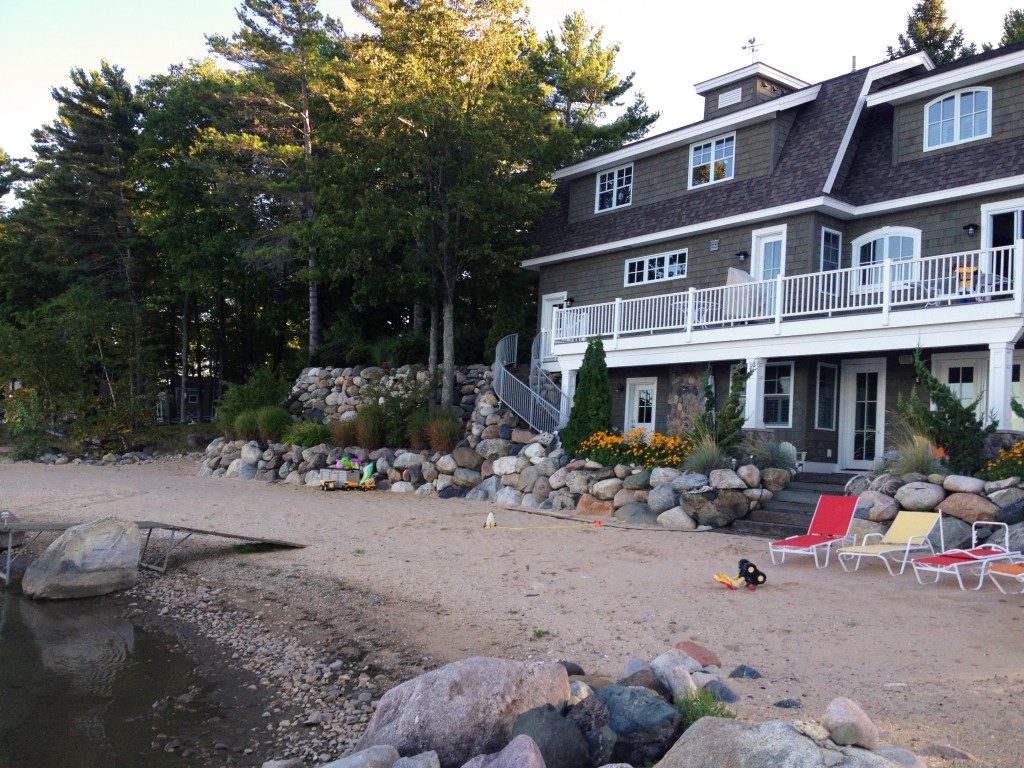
xmin=689 ymin=133 xmax=735 ymax=189
xmin=596 ymin=164 xmax=633 ymax=212
xmin=925 ymin=88 xmax=991 ymax=150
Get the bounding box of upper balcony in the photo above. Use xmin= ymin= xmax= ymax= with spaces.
xmin=548 ymin=243 xmax=1024 ymax=364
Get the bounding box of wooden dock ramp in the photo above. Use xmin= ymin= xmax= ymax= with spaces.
xmin=1 ymin=520 xmax=306 ymax=586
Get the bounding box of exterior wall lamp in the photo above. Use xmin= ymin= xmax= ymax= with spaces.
xmin=736 ymin=250 xmax=748 ymax=262
xmin=563 ymin=297 xmax=574 ymax=307
xmin=963 ymin=223 xmax=978 ymax=238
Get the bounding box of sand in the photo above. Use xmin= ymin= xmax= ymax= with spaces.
xmin=1 ymin=457 xmax=1021 ymax=767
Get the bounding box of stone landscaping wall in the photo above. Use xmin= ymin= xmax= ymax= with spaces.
xmin=845 ymin=471 xmax=1024 ymax=552
xmin=284 ymin=364 xmax=494 ymax=427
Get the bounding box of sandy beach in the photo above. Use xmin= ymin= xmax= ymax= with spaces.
xmin=1 ymin=457 xmax=1021 ymax=767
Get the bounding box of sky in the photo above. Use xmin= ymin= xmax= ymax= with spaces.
xmin=0 ymin=0 xmax=1010 ymax=163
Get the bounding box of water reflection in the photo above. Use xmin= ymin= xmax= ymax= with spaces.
xmin=0 ymin=591 xmax=262 ymax=768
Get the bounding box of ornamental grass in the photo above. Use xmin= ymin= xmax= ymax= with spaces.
xmin=577 ymin=428 xmax=694 ymax=469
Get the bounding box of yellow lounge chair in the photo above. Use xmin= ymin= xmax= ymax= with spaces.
xmin=837 ymin=510 xmax=940 ymax=576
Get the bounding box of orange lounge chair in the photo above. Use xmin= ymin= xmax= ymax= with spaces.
xmin=911 ymin=521 xmax=1018 ymax=590
xmin=984 ymin=560 xmax=1024 ymax=594
xmin=768 ymin=495 xmax=858 ymax=569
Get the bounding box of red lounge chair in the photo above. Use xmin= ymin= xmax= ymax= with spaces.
xmin=768 ymin=495 xmax=858 ymax=569
xmin=911 ymin=521 xmax=1019 ymax=590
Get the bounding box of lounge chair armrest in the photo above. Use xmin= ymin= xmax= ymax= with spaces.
xmin=860 ymin=532 xmax=882 ymax=544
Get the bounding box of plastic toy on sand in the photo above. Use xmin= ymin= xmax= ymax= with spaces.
xmin=713 ymin=558 xmax=767 ymax=591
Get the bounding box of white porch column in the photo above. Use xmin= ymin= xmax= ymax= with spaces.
xmin=744 ymin=357 xmax=766 ymax=429
xmin=559 ymin=367 xmax=578 ymax=425
xmin=988 ymin=341 xmax=1015 ymax=427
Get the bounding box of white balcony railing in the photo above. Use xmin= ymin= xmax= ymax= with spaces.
xmin=552 ymin=245 xmax=1022 ymax=345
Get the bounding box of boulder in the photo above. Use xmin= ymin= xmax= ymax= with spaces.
xmin=759 ymin=468 xmax=792 ymax=492
xmin=696 ymin=490 xmax=748 ymax=528
xmin=453 ymin=468 xmax=483 ymax=489
xmin=576 ymin=494 xmax=614 ymax=517
xmin=942 ymin=474 xmax=987 ymax=494
xmin=657 ymin=507 xmax=697 ymax=531
xmin=989 ymin=488 xmax=1024 ymax=511
xmin=857 ymin=490 xmax=900 ymax=523
xmin=565 ymin=694 xmax=617 ymax=766
xmin=592 ymin=478 xmax=624 ymax=501
xmin=656 ymin=718 xmax=869 ymax=767
xmin=613 ymin=488 xmax=643 ymax=508
xmin=565 ymin=471 xmax=592 ymax=495
xmin=649 ymin=649 xmax=699 ymax=699
xmin=392 ymin=754 xmax=441 ymax=768
xmin=672 ymin=473 xmax=709 ymax=493
xmin=647 ymin=484 xmax=677 ymax=514
xmin=614 ymin=502 xmax=658 ymax=526
xmin=894 ymin=482 xmax=945 ymax=511
xmin=677 ymin=493 xmax=717 ymax=525
xmin=938 ymin=492 xmax=998 ymax=524
xmin=708 ymin=469 xmax=746 ymax=490
xmin=452 ymin=445 xmax=484 ymax=471
xmin=393 ymin=451 xmax=428 ymax=471
xmin=355 ymin=658 xmax=570 ymax=768
xmin=674 ymin=641 xmax=722 ymax=669
xmin=821 ymin=696 xmax=880 ymax=750
xmin=435 ymin=454 xmax=458 ymax=474
xmin=532 ymin=476 xmax=552 ymax=503
xmin=869 ymin=473 xmax=907 ymax=496
xmin=622 ymin=471 xmax=651 ymax=490
xmin=736 ymin=464 xmax=760 ymax=488
xmin=492 ymin=456 xmax=519 ymax=476
xmin=320 ymin=745 xmax=400 ymax=768
xmin=22 ymin=518 xmax=141 ymax=600
xmin=649 ymin=467 xmax=681 ymax=486
xmin=511 ymin=705 xmax=589 ymax=768
xmin=476 ymin=439 xmax=513 ymax=461
xmin=494 ymin=488 xmax=524 ymax=506
xmin=593 ymin=684 xmax=681 ymax=765
xmin=460 ymin=734 xmax=546 ymax=768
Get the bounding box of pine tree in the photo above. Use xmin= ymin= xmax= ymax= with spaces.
xmin=559 ymin=337 xmax=612 ymax=456
xmin=1000 ymin=9 xmax=1024 ymax=46
xmin=898 ymin=349 xmax=996 ymax=473
xmin=887 ymin=0 xmax=977 ymax=64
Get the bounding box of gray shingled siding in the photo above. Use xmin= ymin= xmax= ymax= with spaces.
xmin=703 ymin=78 xmax=759 ymax=120
xmin=893 ymin=72 xmax=1024 ymax=164
xmin=565 ymin=122 xmax=775 ymax=227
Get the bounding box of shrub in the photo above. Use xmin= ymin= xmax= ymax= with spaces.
xmin=407 ymin=410 xmax=433 ymax=451
xmin=747 ymin=434 xmax=798 ymax=471
xmin=578 ymin=428 xmax=694 ymax=468
xmin=978 ymin=436 xmax=1024 ymax=480
xmin=331 ymin=419 xmax=358 ymax=448
xmin=692 ymin=362 xmax=750 ymax=457
xmin=359 ymin=376 xmax=434 ymax=447
xmin=234 ymin=410 xmax=260 ymax=441
xmin=559 ymin=337 xmax=612 ymax=457
xmin=426 ymin=411 xmax=462 ymax=451
xmin=674 ymin=687 xmax=735 ymax=731
xmin=683 ymin=436 xmax=730 ymax=474
xmin=898 ymin=349 xmax=996 ymax=474
xmin=282 ymin=422 xmax=333 ymax=447
xmin=4 ymin=387 xmax=55 ymax=460
xmin=355 ymin=404 xmax=387 ymax=451
xmin=255 ymin=406 xmax=292 ymax=443
xmin=217 ymin=366 xmax=291 ymax=437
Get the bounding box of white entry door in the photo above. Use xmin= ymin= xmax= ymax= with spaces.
xmin=540 ymin=291 xmax=567 ymax=358
xmin=625 ymin=378 xmax=657 ymax=435
xmin=839 ymin=358 xmax=886 ymax=470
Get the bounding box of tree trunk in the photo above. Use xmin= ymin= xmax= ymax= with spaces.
xmin=180 ymin=291 xmax=190 ymax=423
xmin=441 ymin=297 xmax=455 ymax=410
xmin=429 ymin=304 xmax=439 ymax=380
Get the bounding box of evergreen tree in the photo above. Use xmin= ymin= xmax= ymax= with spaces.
xmin=559 ymin=337 xmax=612 ymax=456
xmin=887 ymin=0 xmax=977 ymax=64
xmin=534 ymin=11 xmax=660 ymax=164
xmin=898 ymin=349 xmax=996 ymax=474
xmin=1000 ymin=9 xmax=1024 ymax=46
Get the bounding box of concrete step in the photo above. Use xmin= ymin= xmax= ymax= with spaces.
xmin=729 ymin=518 xmax=806 ymax=539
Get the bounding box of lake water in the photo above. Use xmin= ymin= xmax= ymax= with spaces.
xmin=0 ymin=590 xmax=265 ymax=767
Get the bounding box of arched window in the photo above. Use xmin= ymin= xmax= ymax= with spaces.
xmin=924 ymin=88 xmax=991 ymax=150
xmin=851 ymin=227 xmax=921 ymax=287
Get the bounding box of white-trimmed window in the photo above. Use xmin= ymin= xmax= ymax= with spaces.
xmin=596 ymin=164 xmax=633 ymax=212
xmin=852 ymin=227 xmax=920 ymax=287
xmin=689 ymin=133 xmax=735 ymax=188
xmin=763 ymin=362 xmax=793 ymax=428
xmin=815 ymin=363 xmax=838 ymax=431
xmin=820 ymin=228 xmax=841 ymax=271
xmin=925 ymin=87 xmax=991 ymax=150
xmin=624 ymin=250 xmax=687 ymax=286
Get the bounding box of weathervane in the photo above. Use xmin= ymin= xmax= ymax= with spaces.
xmin=742 ymin=37 xmax=763 ymax=63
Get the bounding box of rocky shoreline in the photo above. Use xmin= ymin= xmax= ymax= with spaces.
xmin=115 ymin=551 xmax=429 ymax=766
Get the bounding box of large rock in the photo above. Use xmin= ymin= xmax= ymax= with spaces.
xmin=614 ymin=502 xmax=659 ymax=526
xmin=649 ymin=649 xmax=699 ymax=699
xmin=453 ymin=467 xmax=483 ymax=489
xmin=452 ymin=445 xmax=484 ymax=471
xmin=22 ymin=518 xmax=141 ymax=600
xmin=942 ymin=475 xmax=987 ymax=494
xmin=938 ymin=492 xmax=998 ymax=524
xmin=577 ymin=494 xmax=614 ymax=517
xmin=355 ymin=658 xmax=570 ymax=768
xmin=857 ymin=490 xmax=900 ymax=523
xmin=677 ymin=493 xmax=717 ymax=525
xmin=696 ymin=490 xmax=748 ymax=528
xmin=654 ymin=717 xmax=898 ymax=767
xmin=657 ymin=507 xmax=697 ymax=530
xmin=592 ymin=478 xmax=624 ymax=501
xmin=511 ymin=705 xmax=589 ymax=768
xmin=894 ymin=482 xmax=945 ymax=511
xmin=736 ymin=464 xmax=760 ymax=488
xmin=647 ymin=484 xmax=677 ymax=514
xmin=593 ymin=685 xmax=681 ymax=765
xmin=460 ymin=734 xmax=546 ymax=768
xmin=708 ymin=469 xmax=746 ymax=490
xmin=759 ymin=468 xmax=792 ymax=492
xmin=321 ymin=745 xmax=401 ymax=768
xmin=672 ymin=473 xmax=709 ymax=493
xmin=649 ymin=467 xmax=681 ymax=486
xmin=822 ymin=696 xmax=880 ymax=750
xmin=476 ymin=439 xmax=513 ymax=461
